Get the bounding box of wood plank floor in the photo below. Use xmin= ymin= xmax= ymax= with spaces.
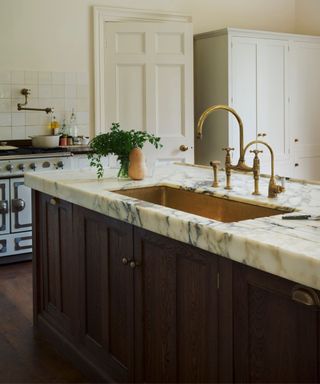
xmin=0 ymin=261 xmax=89 ymax=384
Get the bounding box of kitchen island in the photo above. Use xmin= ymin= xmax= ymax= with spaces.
xmin=26 ymin=164 xmax=320 ymax=383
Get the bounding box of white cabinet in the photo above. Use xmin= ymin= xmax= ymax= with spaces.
xmin=194 ymin=28 xmax=320 ymax=180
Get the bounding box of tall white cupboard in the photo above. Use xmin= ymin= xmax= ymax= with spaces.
xmin=194 ymin=28 xmax=320 ymax=180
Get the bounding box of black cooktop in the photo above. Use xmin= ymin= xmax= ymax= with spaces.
xmin=0 ymin=147 xmax=66 ymax=157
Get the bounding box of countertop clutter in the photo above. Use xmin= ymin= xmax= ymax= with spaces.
xmin=25 ymin=163 xmax=320 ymax=290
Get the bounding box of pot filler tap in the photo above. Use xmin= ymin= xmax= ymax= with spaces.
xmin=17 ymin=88 xmax=54 ymax=114
xmin=196 ymin=104 xmax=285 ymax=198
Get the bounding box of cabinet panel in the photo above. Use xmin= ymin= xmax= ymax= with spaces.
xmin=37 ymin=193 xmax=77 ymax=340
xmin=258 ymin=39 xmax=289 ymax=167
xmin=74 ymin=206 xmax=134 ymax=383
xmin=233 ymin=262 xmax=320 ymax=383
xmin=231 ymin=37 xmax=258 ymax=161
xmin=134 ymin=228 xmax=219 ymax=383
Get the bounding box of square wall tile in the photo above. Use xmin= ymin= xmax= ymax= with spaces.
xmin=11 ymin=71 xmax=25 ymax=84
xmin=77 ymin=98 xmax=89 ymax=112
xmin=0 ymin=71 xmax=11 ymax=84
xmin=0 ymin=113 xmax=11 ymax=127
xmin=12 ymin=126 xmax=26 ymax=140
xmin=65 ymin=85 xmax=76 ymax=99
xmin=38 ymin=71 xmax=51 ymax=84
xmin=25 ymin=71 xmax=38 ymax=84
xmin=0 ymin=85 xmax=11 ymax=99
xmin=52 ymin=72 xmax=65 ymax=85
xmin=26 ymin=125 xmax=48 ymax=136
xmin=65 ymin=72 xmax=76 ymax=85
xmin=38 ymin=85 xmax=52 ymax=98
xmin=77 ymin=85 xmax=88 ymax=99
xmin=49 ymin=98 xmax=65 ymax=111
xmin=0 ymin=99 xmax=11 ymax=113
xmin=52 ymin=85 xmax=64 ymax=98
xmin=25 ymin=112 xmax=43 ymax=126
xmin=0 ymin=126 xmax=12 ymax=140
xmin=12 ymin=112 xmax=25 ymax=127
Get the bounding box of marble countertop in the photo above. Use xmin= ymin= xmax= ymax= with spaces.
xmin=25 ymin=163 xmax=320 ymax=290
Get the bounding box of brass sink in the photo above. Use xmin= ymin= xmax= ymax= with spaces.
xmin=113 ymin=186 xmax=292 ymax=223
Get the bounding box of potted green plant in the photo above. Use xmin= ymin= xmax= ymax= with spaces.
xmin=88 ymin=123 xmax=162 ymax=179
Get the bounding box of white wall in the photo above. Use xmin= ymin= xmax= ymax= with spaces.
xmin=295 ymin=0 xmax=320 ymax=35
xmin=0 ymin=0 xmax=305 ymax=136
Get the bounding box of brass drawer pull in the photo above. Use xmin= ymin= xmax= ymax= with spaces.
xmin=292 ymin=286 xmax=320 ymax=307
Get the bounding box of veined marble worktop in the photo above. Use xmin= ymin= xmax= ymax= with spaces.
xmin=25 ymin=163 xmax=320 ymax=290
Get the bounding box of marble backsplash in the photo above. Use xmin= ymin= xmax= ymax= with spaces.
xmin=0 ymin=70 xmax=89 ymax=140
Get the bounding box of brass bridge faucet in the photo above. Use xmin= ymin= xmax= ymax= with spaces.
xmin=243 ymin=140 xmax=285 ymax=198
xmin=196 ymin=105 xmax=253 ymax=189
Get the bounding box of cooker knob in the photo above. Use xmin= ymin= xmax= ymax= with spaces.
xmin=18 ymin=163 xmax=25 ymax=171
xmin=56 ymin=161 xmax=64 ymax=169
xmin=6 ymin=164 xmax=13 ymax=172
xmin=30 ymin=163 xmax=37 ymax=171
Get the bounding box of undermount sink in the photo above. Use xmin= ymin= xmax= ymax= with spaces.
xmin=113 ymin=186 xmax=293 ymax=223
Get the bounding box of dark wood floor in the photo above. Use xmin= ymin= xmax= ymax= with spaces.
xmin=0 ymin=261 xmax=89 ymax=384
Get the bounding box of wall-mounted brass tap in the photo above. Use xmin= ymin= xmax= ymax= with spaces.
xmin=243 ymin=140 xmax=285 ymax=198
xmin=17 ymin=88 xmax=54 ymax=114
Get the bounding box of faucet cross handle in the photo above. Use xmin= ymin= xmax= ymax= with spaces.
xmin=222 ymin=147 xmax=235 ymax=154
xmin=250 ymin=149 xmax=263 ymax=155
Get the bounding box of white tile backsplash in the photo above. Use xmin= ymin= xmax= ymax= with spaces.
xmin=24 ymin=71 xmax=38 ymax=84
xmin=52 ymin=85 xmax=65 ymax=98
xmin=11 ymin=71 xmax=25 ymax=84
xmin=12 ymin=126 xmax=26 ymax=140
xmin=0 ymin=71 xmax=11 ymax=84
xmin=65 ymin=72 xmax=77 ymax=85
xmin=12 ymin=112 xmax=25 ymax=127
xmin=0 ymin=100 xmax=11 ymax=113
xmin=0 ymin=70 xmax=89 ymax=139
xmin=0 ymin=113 xmax=12 ymax=127
xmin=38 ymin=71 xmax=52 ymax=84
xmin=51 ymin=72 xmax=65 ymax=85
xmin=0 ymin=85 xmax=11 ymax=99
xmin=38 ymin=85 xmax=52 ymax=98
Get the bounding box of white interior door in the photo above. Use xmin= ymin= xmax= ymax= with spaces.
xmin=104 ymin=21 xmax=194 ymax=165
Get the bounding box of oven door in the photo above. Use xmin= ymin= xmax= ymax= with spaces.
xmin=10 ymin=177 xmax=32 ymax=233
xmin=0 ymin=179 xmax=10 ymax=235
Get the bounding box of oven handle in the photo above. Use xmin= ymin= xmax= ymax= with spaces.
xmin=11 ymin=198 xmax=25 ymax=213
xmin=0 ymin=200 xmax=8 ymax=214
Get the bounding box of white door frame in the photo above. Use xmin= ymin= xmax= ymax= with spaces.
xmin=93 ymin=6 xmax=192 ymax=134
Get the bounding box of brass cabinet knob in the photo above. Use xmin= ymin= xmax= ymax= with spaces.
xmin=295 ymin=163 xmax=299 ymax=167
xmin=129 ymin=261 xmax=136 ymax=269
xmin=122 ymin=257 xmax=128 ymax=265
xmin=294 ymin=138 xmax=299 ymax=142
xmin=49 ymin=198 xmax=57 ymax=206
xmin=179 ymin=145 xmax=189 ymax=152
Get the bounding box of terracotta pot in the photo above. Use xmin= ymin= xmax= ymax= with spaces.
xmin=128 ymin=148 xmax=147 ymax=180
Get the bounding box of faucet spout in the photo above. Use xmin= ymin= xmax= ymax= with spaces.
xmin=196 ymin=104 xmax=252 ymax=172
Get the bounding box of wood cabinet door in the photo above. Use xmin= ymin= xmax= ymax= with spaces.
xmin=233 ymin=262 xmax=320 ymax=383
xmin=35 ymin=192 xmax=78 ymax=340
xmin=133 ymin=227 xmax=219 ymax=383
xmin=74 ymin=206 xmax=134 ymax=383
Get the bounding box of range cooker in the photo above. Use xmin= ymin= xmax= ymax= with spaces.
xmin=0 ymin=147 xmax=72 ymax=264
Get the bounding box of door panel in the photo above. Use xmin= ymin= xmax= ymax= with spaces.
xmin=134 ymin=227 xmax=219 ymax=383
xmin=10 ymin=178 xmax=32 ymax=233
xmin=104 ymin=22 xmax=194 ymax=164
xmin=233 ymin=262 xmax=320 ymax=383
xmin=74 ymin=206 xmax=134 ymax=383
xmin=0 ymin=179 xmax=10 ymax=234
